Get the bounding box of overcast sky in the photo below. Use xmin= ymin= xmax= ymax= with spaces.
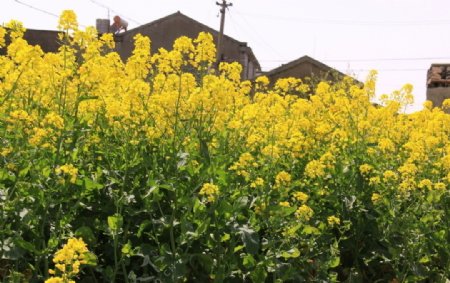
xmin=2 ymin=0 xmax=450 ymax=112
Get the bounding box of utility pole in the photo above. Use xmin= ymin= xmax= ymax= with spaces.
xmin=216 ymin=0 xmax=232 ymax=66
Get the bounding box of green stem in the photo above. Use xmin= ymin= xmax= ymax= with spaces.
xmin=112 ymin=234 xmax=118 ymax=283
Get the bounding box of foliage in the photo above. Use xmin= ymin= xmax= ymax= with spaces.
xmin=0 ymin=11 xmax=449 ymax=283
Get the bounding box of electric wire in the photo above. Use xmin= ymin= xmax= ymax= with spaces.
xmin=259 ymin=57 xmax=450 ymax=63
xmin=89 ymin=0 xmax=142 ymax=26
xmin=13 ymin=0 xmax=88 ymax=28
xmin=227 ymin=8 xmax=284 ymax=61
xmin=233 ymin=11 xmax=450 ymax=26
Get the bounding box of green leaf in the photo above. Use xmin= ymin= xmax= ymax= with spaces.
xmin=239 ymin=225 xmax=259 ymax=255
xmin=220 ymin=233 xmax=230 ymax=242
xmin=137 ymin=220 xmax=152 ymax=238
xmin=302 ymin=225 xmax=320 ymax=235
xmin=18 ymin=165 xmax=31 ymax=178
xmin=250 ymin=265 xmax=267 ymax=282
xmin=83 ymin=177 xmax=103 ymax=191
xmin=242 ymin=254 xmax=256 ymax=268
xmin=75 ymin=226 xmax=96 ymax=246
xmin=42 ymin=166 xmax=52 ymax=178
xmin=13 ymin=238 xmax=37 ymax=254
xmin=419 ymin=256 xmax=430 ymax=263
xmin=159 ymin=184 xmax=175 ymax=191
xmin=329 ymin=256 xmax=340 ymax=268
xmin=47 ymin=237 xmax=59 ymax=250
xmin=279 ymin=205 xmax=297 ymax=217
xmin=83 ymin=251 xmax=97 ymax=266
xmin=281 ymin=248 xmax=300 ymax=259
xmin=195 ymin=218 xmax=210 ymax=236
xmin=121 ymin=241 xmax=133 ymax=256
xmin=193 ymin=197 xmax=205 ymax=214
xmin=283 ymin=224 xmax=302 ymax=237
xmin=234 ymin=245 xmax=245 ymax=253
xmin=108 ymin=214 xmax=123 ymax=233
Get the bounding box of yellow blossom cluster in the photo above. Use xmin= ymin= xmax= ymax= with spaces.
xmin=199 ymin=183 xmax=219 ymax=202
xmin=2 ymin=12 xmax=450 ymax=280
xmin=55 ymin=164 xmax=78 ymax=184
xmin=46 ymin=238 xmax=91 ymax=283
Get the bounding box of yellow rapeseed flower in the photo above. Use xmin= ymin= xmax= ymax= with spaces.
xmin=327 ymin=215 xmax=341 ymax=226
xmin=199 ymin=183 xmax=219 ymax=202
xmin=275 ymin=171 xmax=292 ymax=188
xmin=295 ymin=205 xmax=313 ymax=221
xmin=279 ymin=201 xmax=291 ymax=207
xmin=55 ymin=164 xmax=78 ymax=183
xmin=292 ymin=191 xmax=309 ymax=203
xmin=58 ymin=10 xmax=78 ymax=31
xmin=371 ymin=193 xmax=382 ymax=203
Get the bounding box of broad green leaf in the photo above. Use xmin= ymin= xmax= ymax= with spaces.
xmin=281 ymin=248 xmax=300 ymax=259
xmin=329 ymin=256 xmax=340 ymax=268
xmin=13 ymin=238 xmax=37 ymax=254
xmin=83 ymin=251 xmax=98 ymax=266
xmin=234 ymin=245 xmax=245 ymax=253
xmin=108 ymin=214 xmax=123 ymax=232
xmin=121 ymin=241 xmax=132 ymax=256
xmin=220 ymin=233 xmax=230 ymax=242
xmin=18 ymin=165 xmax=30 ymax=178
xmin=75 ymin=226 xmax=96 ymax=246
xmin=83 ymin=177 xmax=103 ymax=191
xmin=242 ymin=254 xmax=256 ymax=268
xmin=239 ymin=225 xmax=259 ymax=255
xmin=302 ymin=225 xmax=320 ymax=235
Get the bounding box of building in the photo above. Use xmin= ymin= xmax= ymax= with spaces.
xmin=0 ymin=29 xmax=61 ymax=56
xmin=113 ymin=11 xmax=261 ymax=80
xmin=263 ymin=55 xmax=350 ymax=85
xmin=426 ymin=64 xmax=450 ymax=111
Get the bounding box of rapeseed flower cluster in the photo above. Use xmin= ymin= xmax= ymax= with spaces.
xmin=199 ymin=183 xmax=219 ymax=202
xmin=1 ymin=10 xmax=450 ymax=281
xmin=46 ymin=238 xmax=90 ymax=283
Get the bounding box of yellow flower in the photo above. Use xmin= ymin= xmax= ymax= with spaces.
xmin=295 ymin=205 xmax=313 ymax=221
xmin=292 ymin=191 xmax=309 ymax=203
xmin=442 ymin=98 xmax=450 ymax=109
xmin=47 ymin=238 xmax=91 ymax=282
xmin=55 ymin=164 xmax=78 ymax=183
xmin=369 ymin=176 xmax=380 ymax=186
xmin=327 ymin=215 xmax=340 ymax=226
xmin=434 ymin=182 xmax=446 ymax=191
xmin=199 ymin=183 xmax=219 ymax=202
xmin=1 ymin=147 xmax=13 ymax=157
xmin=383 ymin=170 xmax=397 ymax=181
xmin=0 ymin=27 xmax=5 ymax=47
xmin=45 ymin=277 xmax=64 ymax=283
xmin=371 ymin=193 xmax=382 ymax=204
xmin=275 ymin=171 xmax=292 ymax=188
xmin=279 ymin=201 xmax=291 ymax=207
xmin=418 ymin=179 xmax=433 ymax=190
xmin=58 ymin=10 xmax=78 ymax=31
xmin=359 ymin=164 xmax=373 ymax=175
xmin=250 ymin=177 xmax=264 ymax=188
xmin=304 ymin=160 xmax=325 ymax=179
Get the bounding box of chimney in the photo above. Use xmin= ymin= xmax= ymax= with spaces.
xmin=96 ymin=19 xmax=110 ymax=34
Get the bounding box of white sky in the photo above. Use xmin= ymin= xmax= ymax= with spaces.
xmin=2 ymin=0 xmax=450 ymax=112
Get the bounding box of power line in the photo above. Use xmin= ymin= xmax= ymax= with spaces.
xmin=258 ymin=57 xmax=450 ymax=63
xmin=228 ymin=8 xmax=284 ymax=60
xmin=346 ymin=68 xmax=428 ymax=72
xmin=89 ymin=0 xmax=141 ymax=26
xmin=233 ymin=11 xmax=450 ymax=26
xmin=14 ymin=0 xmax=59 ymax=18
xmin=13 ymin=0 xmax=87 ymax=28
